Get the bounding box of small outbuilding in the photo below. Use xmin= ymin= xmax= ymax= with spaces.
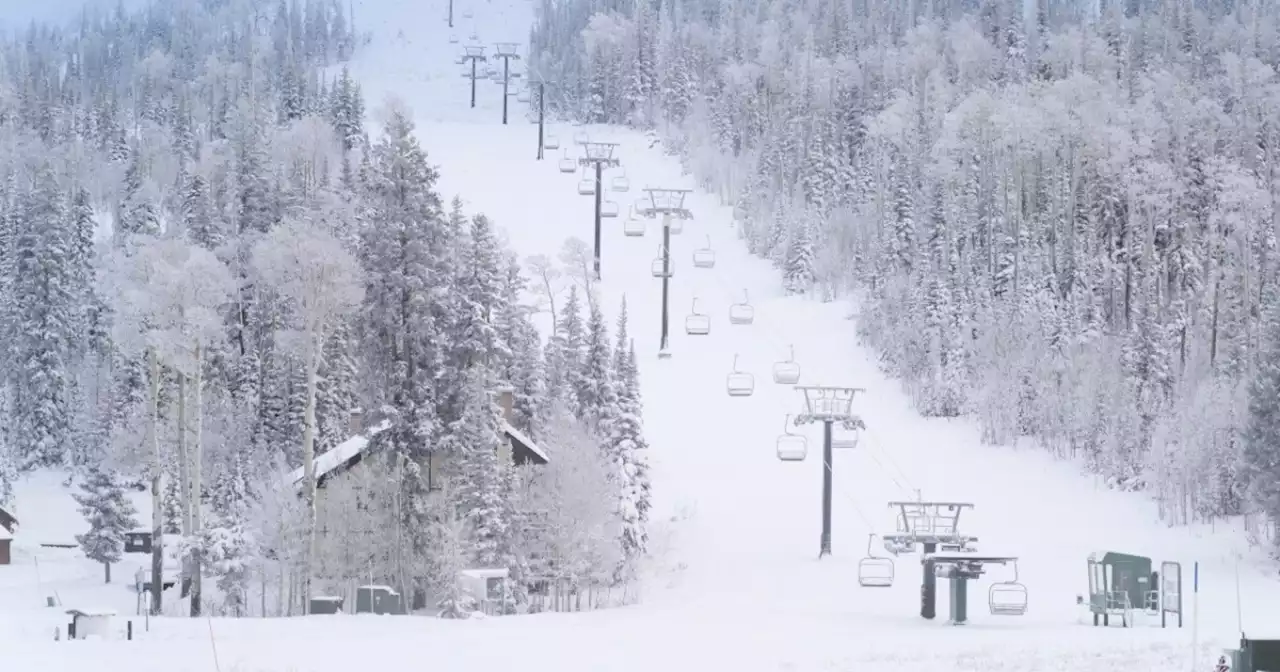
xmin=0 ymin=505 xmax=16 ymax=566
xmin=66 ymin=608 xmax=117 ymax=640
xmin=0 ymin=523 xmax=11 ymax=566
xmin=355 ymin=585 xmax=402 ymax=615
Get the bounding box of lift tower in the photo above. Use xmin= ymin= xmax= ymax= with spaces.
xmin=637 ymin=188 xmax=693 ymax=358
xmin=532 ymin=80 xmax=556 ymax=160
xmin=578 ymin=142 xmax=620 ymax=280
xmin=794 ymin=386 xmax=866 ymax=558
xmin=491 ymin=43 xmax=521 ymax=125
xmin=458 ymin=45 xmax=487 ymax=109
xmin=880 ymin=501 xmax=979 ymax=619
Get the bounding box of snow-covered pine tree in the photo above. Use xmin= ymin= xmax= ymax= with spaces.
xmin=556 ymin=285 xmax=587 ymax=417
xmin=204 ymin=452 xmax=255 ymax=616
xmin=430 ymin=500 xmax=474 ymax=619
xmin=783 ymin=217 xmax=816 ymax=295
xmin=447 ymin=366 xmax=511 ymax=568
xmin=455 ymin=214 xmax=507 ymax=369
xmin=329 ymin=66 xmax=365 ymax=152
xmin=607 ymin=297 xmax=651 ymax=580
xmin=12 ymin=165 xmax=74 ymax=470
xmin=494 ymin=253 xmax=544 ymax=435
xmin=117 ymin=149 xmax=161 ymax=238
xmin=1243 ymin=296 xmax=1280 ymax=548
xmin=182 ymin=173 xmax=220 ymax=251
xmin=74 ymin=468 xmax=140 ymax=583
xmin=361 ymin=100 xmax=444 ymax=457
xmin=497 ymin=461 xmax=532 ymax=612
xmin=315 ymin=323 xmax=360 ymax=453
xmin=162 ymin=467 xmax=183 ymax=534
xmin=578 ymin=300 xmax=614 ymax=427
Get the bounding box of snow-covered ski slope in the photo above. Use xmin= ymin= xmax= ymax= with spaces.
xmin=352 ymin=0 xmax=1280 ymax=649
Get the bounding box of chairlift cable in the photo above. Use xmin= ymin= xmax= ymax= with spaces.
xmin=860 ymin=424 xmax=917 ymax=493
xmin=820 ymin=455 xmax=877 ymax=532
xmin=862 ymin=449 xmax=910 ymax=495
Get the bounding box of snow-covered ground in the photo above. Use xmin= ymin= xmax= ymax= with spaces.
xmin=4 ymin=0 xmax=1280 ymax=668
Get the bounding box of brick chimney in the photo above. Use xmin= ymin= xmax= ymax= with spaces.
xmin=496 ymin=387 xmax=515 ymax=465
xmin=497 ymin=387 xmax=514 ymax=424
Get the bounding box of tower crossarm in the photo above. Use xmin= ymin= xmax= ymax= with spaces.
xmin=639 ymin=188 xmax=693 ymax=219
xmin=578 ymin=141 xmax=621 ymax=167
xmin=794 ymin=385 xmax=865 ymax=424
xmin=887 ymin=500 xmax=973 ymax=538
xmin=493 ymin=42 xmax=522 ymax=59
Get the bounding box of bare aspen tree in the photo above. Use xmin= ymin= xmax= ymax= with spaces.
xmin=251 ymin=218 xmax=363 ymax=614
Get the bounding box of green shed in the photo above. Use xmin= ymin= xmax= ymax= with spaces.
xmin=1087 ymin=551 xmax=1153 ymax=625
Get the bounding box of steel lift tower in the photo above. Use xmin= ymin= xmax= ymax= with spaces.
xmin=636 ymin=188 xmax=693 ymax=359
xmin=578 ymin=142 xmax=621 ymax=280
xmin=793 ymin=386 xmax=866 ymax=558
xmin=491 ymin=43 xmax=521 ymax=124
xmin=458 ymin=45 xmax=487 ymax=109
xmin=532 ymin=79 xmax=556 ymax=160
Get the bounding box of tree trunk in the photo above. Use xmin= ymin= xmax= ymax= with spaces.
xmin=302 ymin=337 xmax=321 ymax=615
xmin=190 ymin=341 xmax=204 ymax=617
xmin=104 ymin=561 xmax=111 ymax=584
xmin=177 ymin=371 xmax=189 ymax=535
xmin=148 ymin=348 xmax=164 ymax=615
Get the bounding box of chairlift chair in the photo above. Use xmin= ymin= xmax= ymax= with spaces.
xmin=989 ymin=563 xmax=1029 ymax=616
xmin=776 ymin=414 xmax=807 ymax=461
xmin=623 ymin=210 xmax=646 ymax=237
xmin=650 ymin=246 xmax=672 ymax=278
xmin=729 ymin=290 xmax=755 ymax=325
xmin=858 ymin=534 xmax=895 ymax=587
xmin=611 ymin=168 xmax=631 ymax=192
xmin=469 ymin=31 xmax=478 ymax=40
xmin=557 ymin=149 xmax=576 ymax=173
xmin=668 ymin=217 xmax=684 ymax=235
xmin=462 ymin=8 xmax=473 ymax=18
xmin=543 ymin=134 xmax=560 ymax=150
xmin=577 ymin=178 xmax=595 ymax=195
xmin=685 ymin=298 xmax=710 ymax=335
xmin=449 ymin=34 xmax=459 ymax=44
xmin=517 ymin=91 xmax=530 ymax=103
xmin=573 ymin=128 xmax=590 ymax=144
xmin=726 ymin=354 xmax=755 ymax=397
xmin=601 ymin=201 xmax=619 ymax=218
xmin=772 ymin=345 xmax=801 ymax=385
xmin=692 ymin=235 xmax=715 ymax=269
xmin=832 ymin=429 xmax=858 ymax=450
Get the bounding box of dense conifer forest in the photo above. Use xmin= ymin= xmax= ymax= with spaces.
xmin=531 ymin=0 xmax=1280 ymax=541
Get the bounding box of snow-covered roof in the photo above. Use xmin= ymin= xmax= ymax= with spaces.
xmin=66 ymin=608 xmax=117 ymax=617
xmin=501 ymin=419 xmax=549 ymax=464
xmin=287 ymin=420 xmax=393 ymax=488
xmin=286 ymin=417 xmax=547 ymax=490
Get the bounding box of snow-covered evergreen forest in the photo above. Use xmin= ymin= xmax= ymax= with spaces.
xmin=0 ymin=0 xmax=651 ymax=616
xmin=530 ymin=0 xmax=1280 ymax=541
